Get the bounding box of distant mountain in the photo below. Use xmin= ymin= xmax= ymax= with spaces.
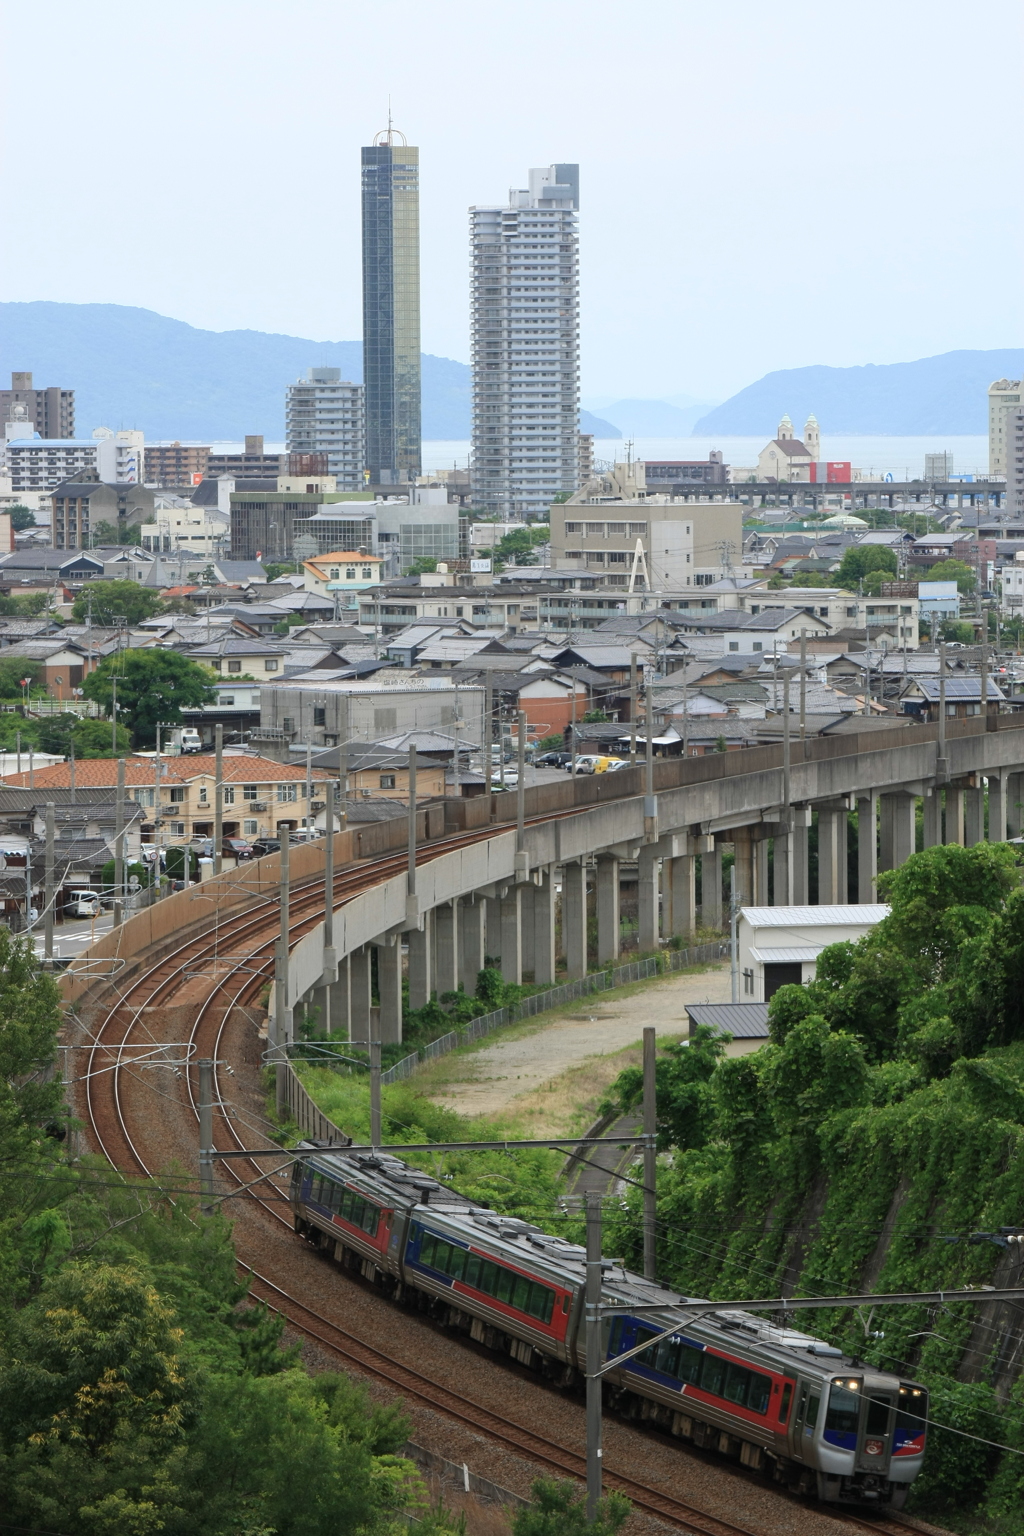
xmin=0 ymin=301 xmax=472 ymax=440
xmin=596 ymin=397 xmax=719 ymax=436
xmin=580 ymin=408 xmax=621 ymax=437
xmin=693 ymin=349 xmax=1024 ymax=435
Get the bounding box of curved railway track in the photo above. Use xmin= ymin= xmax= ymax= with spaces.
xmin=78 ymin=822 xmax=936 ymax=1536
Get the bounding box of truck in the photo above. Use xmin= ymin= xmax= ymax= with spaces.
xmin=162 ymin=726 xmax=203 ymax=755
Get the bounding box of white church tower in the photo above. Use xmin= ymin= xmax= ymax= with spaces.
xmin=777 ymin=413 xmax=794 ymax=441
xmin=804 ymin=413 xmax=820 ymax=460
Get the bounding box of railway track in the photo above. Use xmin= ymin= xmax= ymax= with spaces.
xmin=77 ymin=823 xmax=939 ymax=1536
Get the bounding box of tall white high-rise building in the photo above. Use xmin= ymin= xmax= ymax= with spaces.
xmin=285 ymin=368 xmax=365 ymax=490
xmin=470 ymin=164 xmax=579 ymax=518
xmin=989 ymin=378 xmax=1022 ymax=476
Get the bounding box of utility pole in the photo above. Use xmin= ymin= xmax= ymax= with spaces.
xmin=369 ymin=1028 xmax=382 ymax=1150
xmin=585 ymin=1191 xmax=604 ymax=1523
xmin=111 ymin=674 xmax=118 ymax=755
xmin=305 ymin=739 xmax=313 ymax=832
xmin=570 ymin=679 xmax=578 ymax=778
xmin=154 ymin=724 xmax=163 ymax=899
xmin=644 ymin=662 xmax=655 ymax=840
xmin=113 ymin=755 xmax=125 ymax=927
xmin=730 ymin=890 xmax=739 ymax=1003
xmin=214 ymin=723 xmax=223 ymax=876
xmin=516 ymin=709 xmax=526 ymax=854
xmin=198 ymin=1057 xmax=215 ymax=1214
xmin=321 ymin=780 xmax=338 ymax=1032
xmin=407 ymin=745 xmax=417 ymax=898
xmin=981 ymin=641 xmax=989 ymax=723
xmin=338 ymin=734 xmax=348 ymax=832
xmin=69 ymin=741 xmax=76 ymax=803
xmin=799 ymin=628 xmax=807 ymax=744
xmin=642 ymin=1026 xmax=657 ymax=1281
xmin=275 ymin=830 xmax=291 ymax=1118
xmin=44 ymin=801 xmax=54 ymax=962
xmin=629 ymin=652 xmax=637 ymax=765
xmin=484 ymin=671 xmax=493 ymax=780
xmin=938 ymin=640 xmax=947 ymax=768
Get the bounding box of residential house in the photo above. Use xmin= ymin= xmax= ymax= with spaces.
xmin=900 ymin=677 xmax=1005 ymax=721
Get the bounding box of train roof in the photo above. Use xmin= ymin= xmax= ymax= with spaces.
xmin=299 ymin=1143 xmax=876 ymax=1377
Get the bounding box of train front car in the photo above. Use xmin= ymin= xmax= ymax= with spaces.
xmin=813 ymin=1371 xmax=928 ymax=1509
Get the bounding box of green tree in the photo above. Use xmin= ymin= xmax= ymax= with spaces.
xmin=71 ymin=580 xmax=164 ymax=626
xmin=6 ymin=505 xmax=36 ymax=532
xmin=35 ymin=715 xmax=131 ymax=759
xmin=0 ymin=658 xmax=42 ymax=698
xmin=511 ymin=1478 xmax=630 ymax=1535
xmin=536 ymin=733 xmax=564 ymax=751
xmin=262 ymin=560 xmax=299 ymax=580
xmin=404 ymin=555 xmax=438 ymax=575
xmin=0 ymin=591 xmax=50 ymax=616
xmin=493 ymin=526 xmax=549 ymax=571
xmin=940 ymin=619 xmax=975 ymax=644
xmin=82 ymin=651 xmax=216 ymax=748
xmin=926 ymin=557 xmax=976 ymax=594
xmin=89 ymin=520 xmax=135 ymax=546
xmin=835 ymin=544 xmax=898 ymax=588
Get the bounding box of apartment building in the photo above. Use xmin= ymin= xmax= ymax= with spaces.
xmin=286 ymin=368 xmax=365 ymax=490
xmin=989 ymin=379 xmax=1022 ymax=477
xmin=0 ymin=372 xmax=75 ymax=438
xmin=362 ymin=129 xmax=421 ymax=484
xmin=257 ymin=678 xmax=485 ymax=752
xmin=358 ymin=575 xmax=540 ymax=634
xmin=7 ymin=427 xmax=144 ymax=494
xmin=51 ymin=481 xmax=159 ymax=550
xmin=144 ymin=442 xmax=211 ymax=486
xmin=2 ymin=753 xmax=329 ymax=843
xmin=470 ymin=164 xmax=580 ymax=516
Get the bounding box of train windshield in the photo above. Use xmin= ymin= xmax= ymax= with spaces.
xmin=826 ymin=1378 xmax=861 ymax=1436
xmin=895 ymin=1383 xmax=928 ymax=1453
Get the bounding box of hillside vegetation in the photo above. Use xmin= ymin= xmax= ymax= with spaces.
xmin=602 ymin=843 xmax=1024 ymax=1528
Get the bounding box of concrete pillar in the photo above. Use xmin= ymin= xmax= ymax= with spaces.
xmin=965 ymin=785 xmax=985 ymax=846
xmin=407 ymin=915 xmax=433 ymax=1008
xmin=518 ymin=881 xmax=536 ymax=976
xmin=375 ymin=939 xmax=403 ymax=1044
xmin=791 ymin=810 xmax=810 ymax=905
xmin=533 ymin=867 xmax=557 ymax=985
xmin=754 ymin=836 xmax=769 ymax=905
xmin=944 ymin=787 xmax=965 ymax=846
xmin=817 ymin=810 xmax=841 ymax=905
xmin=500 ymin=885 xmax=522 ymax=984
xmin=485 ymin=896 xmax=502 ymax=965
xmin=434 ymin=900 xmax=459 ymax=995
xmin=665 ymin=854 xmax=696 ymax=937
xmin=638 ymin=846 xmax=660 ymax=951
xmin=731 ymin=829 xmax=753 ymax=910
xmin=596 ymin=852 xmax=621 ymax=963
xmin=988 ymin=775 xmax=1007 ymax=844
xmin=922 ymin=788 xmax=942 ymax=850
xmin=856 ymin=794 xmax=878 ymax=902
xmin=349 ymin=947 xmax=372 ymax=1040
xmin=1006 ymin=772 xmax=1024 ymax=839
xmin=562 ymin=860 xmax=588 ymax=978
xmin=700 ymin=846 xmax=723 ymax=929
xmin=880 ymin=793 xmax=916 ymax=872
xmin=773 ymin=832 xmax=792 ymax=906
xmin=324 ymin=954 xmax=350 ymax=1036
xmin=459 ymin=898 xmax=486 ymax=995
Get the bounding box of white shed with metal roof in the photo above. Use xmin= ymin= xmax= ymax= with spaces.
xmin=738 ymin=903 xmax=889 ymax=1002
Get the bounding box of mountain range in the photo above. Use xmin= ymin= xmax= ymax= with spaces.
xmin=693 ymin=350 xmax=1024 ymax=436
xmin=1 ymin=304 xmax=1018 ymax=442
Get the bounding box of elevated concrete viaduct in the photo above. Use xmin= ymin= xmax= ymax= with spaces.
xmin=281 ymin=715 xmax=1024 ymax=1045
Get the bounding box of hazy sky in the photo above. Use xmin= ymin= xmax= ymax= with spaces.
xmin=2 ymin=0 xmax=1021 ymax=401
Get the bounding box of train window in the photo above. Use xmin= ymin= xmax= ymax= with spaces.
xmin=747 ymin=1373 xmax=772 ymax=1415
xmin=896 ymin=1385 xmax=927 ymax=1433
xmin=794 ymin=1387 xmax=807 ymax=1429
xmin=529 ymin=1283 xmax=555 ymax=1324
xmin=806 ymin=1394 xmax=821 ymax=1433
xmin=608 ymin=1317 xmax=626 ymax=1354
xmin=495 ymin=1269 xmax=515 ymax=1304
xmin=723 ymin=1363 xmax=749 ymax=1406
xmin=310 ymin=1174 xmax=324 ymax=1203
xmin=678 ymin=1345 xmax=702 ymax=1385
xmin=562 ymin=1294 xmax=571 ymax=1315
xmin=511 ymin=1275 xmax=532 ymax=1312
xmin=655 ymin=1339 xmax=682 ymax=1377
xmin=464 ymin=1255 xmax=482 ymax=1288
xmin=636 ymin=1328 xmax=658 ymax=1366
xmin=447 ymin=1247 xmax=467 ymax=1281
xmin=700 ymin=1354 xmax=726 ymax=1398
xmin=866 ymin=1395 xmax=892 ymax=1436
xmin=420 ymin=1233 xmax=437 ymax=1266
xmin=479 ymin=1261 xmax=499 ymax=1296
xmin=779 ymin=1382 xmax=793 ymax=1424
xmin=826 ymin=1383 xmax=861 ymax=1436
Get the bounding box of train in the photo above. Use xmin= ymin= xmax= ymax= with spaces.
xmin=290 ymin=1142 xmax=928 ymax=1509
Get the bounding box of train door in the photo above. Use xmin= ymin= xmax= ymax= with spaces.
xmin=789 ymin=1378 xmax=821 ymax=1462
xmin=856 ymin=1388 xmax=893 ymax=1476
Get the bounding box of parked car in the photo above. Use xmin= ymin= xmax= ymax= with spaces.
xmin=65 ymin=892 xmax=101 ymax=919
xmin=222 ymin=838 xmax=254 ymax=860
xmin=569 ymin=755 xmax=598 ymax=774
xmin=592 ymin=756 xmax=626 ymax=773
xmin=602 ymin=757 xmax=632 ymax=771
xmin=251 ymin=838 xmax=282 ymax=858
xmin=535 ymin=750 xmax=571 ymax=767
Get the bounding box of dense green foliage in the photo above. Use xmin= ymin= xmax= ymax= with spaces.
xmin=602 ymin=843 xmax=1024 ymax=1526
xmin=835 ymin=543 xmax=898 ymax=587
xmin=510 ymin=1478 xmax=630 ymax=1534
xmin=0 ymin=926 xmax=459 ymax=1536
xmin=492 ymin=526 xmax=549 ymax=570
xmin=83 ymin=649 xmax=217 ymax=746
xmin=7 ymin=503 xmax=37 ymax=531
xmin=927 ymin=557 xmax=977 ymax=593
xmin=71 ymin=579 xmax=165 ymax=626
xmin=0 ymin=656 xmax=42 ymax=697
xmin=0 ymin=711 xmax=130 ymax=757
xmin=0 ymin=589 xmax=49 ymax=615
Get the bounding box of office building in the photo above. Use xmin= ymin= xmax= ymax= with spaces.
xmin=362 ymin=128 xmax=421 ymax=485
xmin=206 ymin=436 xmax=283 ymax=479
xmin=550 ymin=460 xmax=743 ymax=589
xmin=144 ymin=442 xmax=211 ymax=486
xmin=229 ymin=484 xmax=380 ymax=562
xmin=924 ymin=451 xmax=954 ymax=481
xmin=286 ymin=368 xmax=365 ymax=489
xmin=643 ymin=453 xmax=728 ymax=490
xmin=0 ymin=372 xmax=74 ymax=439
xmin=989 ymin=379 xmax=1022 ymax=476
xmin=470 ymin=164 xmax=580 ymax=518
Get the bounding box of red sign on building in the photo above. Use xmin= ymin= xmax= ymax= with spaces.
xmin=809 ymin=461 xmax=852 ymax=483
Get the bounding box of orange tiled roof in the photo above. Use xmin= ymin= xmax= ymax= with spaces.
xmin=0 ymin=753 xmax=332 ymax=790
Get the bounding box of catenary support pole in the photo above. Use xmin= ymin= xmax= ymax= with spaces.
xmin=44 ymin=801 xmax=54 ymax=962
xmin=407 ymin=745 xmax=417 ymax=897
xmin=629 ymin=652 xmax=637 ymax=764
xmin=113 ymin=755 xmax=125 ymax=926
xmin=198 ymin=1057 xmax=215 ymax=1214
xmin=275 ymin=830 xmax=291 ymax=1118
xmin=214 ymin=723 xmax=223 ymax=875
xmin=321 ymin=781 xmax=338 ymax=1031
xmin=642 ymin=1026 xmax=657 ymax=1281
xmin=516 ymin=710 xmax=526 ymax=853
xmin=585 ymin=1191 xmax=603 ymax=1524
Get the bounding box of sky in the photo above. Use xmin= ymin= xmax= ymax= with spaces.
xmin=2 ymin=0 xmax=1022 ymax=403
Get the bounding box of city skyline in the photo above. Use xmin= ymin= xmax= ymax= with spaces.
xmin=1 ymin=0 xmax=1019 ymax=404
